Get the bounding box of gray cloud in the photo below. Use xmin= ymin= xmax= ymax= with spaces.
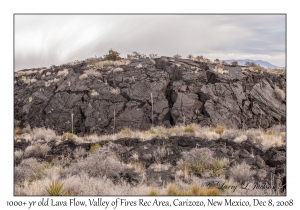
xmin=15 ymin=14 xmax=285 ymax=70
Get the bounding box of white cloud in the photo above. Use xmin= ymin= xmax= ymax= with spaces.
xmin=15 ymin=14 xmax=285 ymax=70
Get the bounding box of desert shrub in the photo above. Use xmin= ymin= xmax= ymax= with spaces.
xmin=113 ymin=67 xmax=123 ymax=72
xmin=46 ymin=180 xmax=72 ymax=196
xmin=213 ymin=64 xmax=229 ymax=74
xmin=84 ymin=69 xmax=102 ymax=79
xmin=215 ymin=125 xmax=226 ymax=134
xmin=184 ymin=124 xmax=196 ymax=133
xmin=254 ymin=64 xmax=264 ymax=73
xmin=153 ymin=147 xmax=166 ymax=164
xmin=173 ymin=54 xmax=182 ymax=59
xmin=89 ymin=143 xmax=101 ymax=154
xmin=148 ymin=188 xmax=158 ymax=196
xmin=256 ymin=169 xmax=267 ymax=181
xmin=245 ymin=61 xmax=256 ymax=67
xmin=195 ymin=55 xmax=203 ymax=62
xmin=187 ymin=54 xmax=194 ymax=60
xmin=74 ymin=147 xmax=86 ymax=159
xmin=178 ymin=148 xmax=227 ymax=176
xmin=14 ymin=150 xmax=24 ymax=160
xmin=15 ymin=158 xmax=51 ymax=183
xmin=103 ymin=49 xmax=122 ymax=61
xmin=214 ymin=58 xmax=220 ymax=63
xmin=229 ymin=161 xmax=255 ymax=183
xmin=231 ymin=61 xmax=238 ymax=67
xmin=62 ymin=132 xmax=74 ymax=140
xmin=24 ymin=144 xmax=51 ymax=158
xmin=15 ymin=128 xmax=23 ymax=136
xmin=274 ymin=88 xmax=285 ymax=100
xmin=31 ymin=127 xmax=57 ymax=141
xmin=67 ymin=146 xmax=124 ymax=179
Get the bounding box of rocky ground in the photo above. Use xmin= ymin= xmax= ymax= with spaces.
xmin=14 ymin=56 xmax=286 ymax=196
xmin=14 ymin=57 xmax=286 ymax=135
xmin=14 ymin=125 xmax=286 ymax=196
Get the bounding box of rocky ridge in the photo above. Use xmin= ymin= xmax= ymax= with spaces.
xmin=14 ymin=57 xmax=286 ymax=135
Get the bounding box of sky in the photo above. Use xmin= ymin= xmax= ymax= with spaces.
xmin=14 ymin=14 xmax=286 ymax=70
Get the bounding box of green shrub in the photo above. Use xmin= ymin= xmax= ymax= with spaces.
xmin=103 ymin=49 xmax=122 ymax=61
xmin=46 ymin=180 xmax=72 ymax=196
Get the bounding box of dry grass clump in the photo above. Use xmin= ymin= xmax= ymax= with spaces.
xmin=213 ymin=64 xmax=229 ymax=74
xmin=57 ymin=68 xmax=69 ymax=77
xmin=15 ymin=128 xmax=23 ymax=136
xmin=79 ymin=73 xmax=88 ymax=80
xmin=62 ymin=132 xmax=74 ymax=140
xmin=184 ymin=124 xmax=196 ymax=133
xmin=265 ymin=129 xmax=274 ymax=135
xmin=120 ymin=127 xmax=131 ymax=136
xmin=215 ymin=125 xmax=226 ymax=135
xmin=274 ymin=88 xmax=285 ymax=100
xmin=24 ymin=144 xmax=51 ymax=158
xmin=153 ymin=147 xmax=167 ymax=164
xmin=90 ymin=89 xmax=99 ymax=97
xmin=73 ymin=147 xmax=87 ymax=159
xmin=177 ymin=148 xmax=229 ymax=176
xmin=95 ymin=60 xmax=130 ymax=69
xmin=234 ymin=134 xmax=247 ymax=143
xmin=14 ymin=150 xmax=24 ymax=160
xmin=89 ymin=143 xmax=101 ymax=153
xmin=152 ymin=184 xmax=221 ymax=196
xmin=31 ymin=127 xmax=57 ymax=142
xmin=229 ymin=161 xmax=255 ymax=183
xmin=110 ymin=87 xmax=120 ymax=94
xmin=67 ymin=146 xmax=124 ymax=179
xmin=84 ymin=69 xmax=102 ymax=79
xmin=113 ymin=67 xmax=124 ymax=72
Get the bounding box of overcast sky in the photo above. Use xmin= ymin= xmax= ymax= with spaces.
xmin=14 ymin=14 xmax=285 ymax=70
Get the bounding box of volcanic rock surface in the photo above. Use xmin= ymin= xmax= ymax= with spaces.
xmin=14 ymin=57 xmax=286 ymax=135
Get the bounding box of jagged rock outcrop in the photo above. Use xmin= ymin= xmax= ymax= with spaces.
xmin=14 ymin=57 xmax=286 ymax=135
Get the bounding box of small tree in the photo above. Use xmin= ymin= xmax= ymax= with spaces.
xmin=173 ymin=54 xmax=182 ymax=59
xmin=187 ymin=54 xmax=194 ymax=60
xmin=214 ymin=59 xmax=220 ymax=63
xmin=103 ymin=49 xmax=122 ymax=61
xmin=195 ymin=55 xmax=204 ymax=62
xmin=245 ymin=61 xmax=256 ymax=67
xmin=231 ymin=61 xmax=239 ymax=67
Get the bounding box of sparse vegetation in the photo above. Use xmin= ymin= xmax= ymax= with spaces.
xmin=46 ymin=180 xmax=72 ymax=196
xmin=229 ymin=161 xmax=255 ymax=183
xmin=103 ymin=49 xmax=122 ymax=61
xmin=62 ymin=132 xmax=74 ymax=140
xmin=215 ymin=125 xmax=226 ymax=135
xmin=231 ymin=61 xmax=239 ymax=67
xmin=89 ymin=143 xmax=101 ymax=153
